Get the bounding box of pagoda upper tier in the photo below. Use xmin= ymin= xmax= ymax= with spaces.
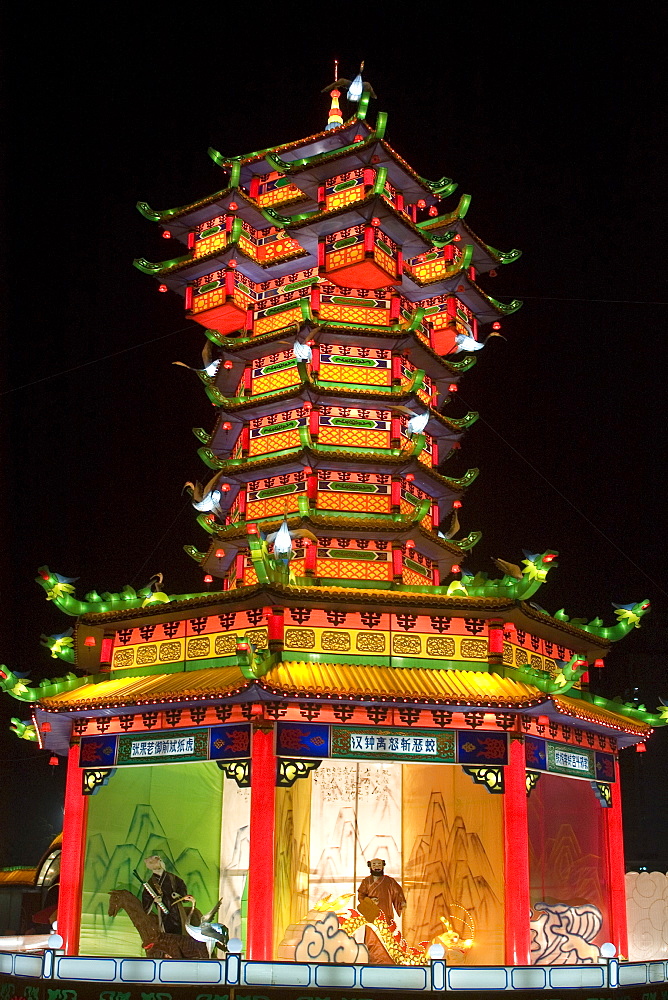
xmin=135 ymin=106 xmax=521 ymax=589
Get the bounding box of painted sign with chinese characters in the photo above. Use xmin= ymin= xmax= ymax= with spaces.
xmin=276 ymin=722 xmax=508 ymax=766
xmin=525 ymin=735 xmax=616 ymax=782
xmin=79 ymin=724 xmax=251 ymax=767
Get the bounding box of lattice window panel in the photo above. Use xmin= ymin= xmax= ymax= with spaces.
xmin=251 ymin=366 xmax=301 ymax=395
xmin=319 ymin=361 xmax=389 ymax=387
xmin=255 ymin=184 xmax=304 ymax=208
xmin=317 ymin=491 xmax=389 ymax=515
xmin=319 ymin=303 xmax=391 ymax=326
xmin=246 ymin=495 xmax=301 ymax=520
xmin=254 ymin=306 xmax=303 ymax=336
xmin=403 ymin=567 xmax=433 ymax=587
xmin=316 ymin=558 xmax=391 ymax=582
xmin=325 ymin=185 xmax=364 ymax=212
xmin=248 ymin=428 xmax=301 ymax=456
xmin=194 ymin=230 xmax=228 ymax=259
xmin=318 ymin=425 xmax=390 ymax=450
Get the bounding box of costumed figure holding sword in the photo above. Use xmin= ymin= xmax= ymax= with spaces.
xmin=134 ymin=854 xmax=192 ymax=935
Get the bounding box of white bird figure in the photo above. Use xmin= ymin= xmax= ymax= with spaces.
xmin=192 ymin=489 xmax=221 ymax=512
xmin=172 ymin=359 xmax=220 ymax=378
xmin=454 ymin=333 xmax=485 ymax=353
xmin=184 ymin=897 xmax=228 ymax=955
xmin=293 ymin=341 xmax=312 ymax=362
xmin=347 ymin=74 xmax=363 ymax=102
xmin=407 ymin=411 xmax=429 ymax=436
xmin=347 ymin=61 xmax=366 ymax=101
xmin=272 ymin=519 xmax=294 ymax=556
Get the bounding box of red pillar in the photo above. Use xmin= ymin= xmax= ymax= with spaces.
xmin=503 ymin=735 xmax=531 ymax=964
xmin=247 ymin=724 xmax=276 ymax=959
xmin=59 ymin=744 xmax=88 ymax=955
xmin=606 ymin=760 xmax=629 ymax=958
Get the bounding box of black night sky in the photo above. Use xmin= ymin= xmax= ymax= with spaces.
xmin=0 ymin=12 xmax=666 ymax=869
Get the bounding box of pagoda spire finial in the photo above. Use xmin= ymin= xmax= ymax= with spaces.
xmin=326 ymin=58 xmax=344 ymax=131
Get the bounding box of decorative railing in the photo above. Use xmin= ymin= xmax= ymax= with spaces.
xmin=1 ymin=951 xmax=666 ymax=992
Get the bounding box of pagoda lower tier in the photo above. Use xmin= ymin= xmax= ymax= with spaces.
xmin=2 ymin=575 xmax=656 ymax=968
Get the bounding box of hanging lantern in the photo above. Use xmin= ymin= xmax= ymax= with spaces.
xmin=215 ymin=548 xmax=225 ymax=558
xmin=162 ymin=230 xmax=172 ymax=239
xmin=451 ymin=564 xmax=461 ymax=574
xmin=158 ymin=284 xmax=168 ymax=293
xmin=204 ymin=574 xmax=213 ymax=583
xmin=453 ymin=500 xmax=462 ymax=509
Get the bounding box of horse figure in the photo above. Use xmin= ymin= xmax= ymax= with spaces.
xmin=108 ymin=889 xmax=208 ymax=959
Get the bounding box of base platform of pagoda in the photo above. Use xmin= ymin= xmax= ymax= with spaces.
xmin=0 ymin=952 xmax=661 ymax=997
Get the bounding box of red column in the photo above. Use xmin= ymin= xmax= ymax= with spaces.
xmin=247 ymin=723 xmax=276 ymax=959
xmin=606 ymin=760 xmax=629 ymax=958
xmin=59 ymin=744 xmax=88 ymax=954
xmin=503 ymin=735 xmax=531 ymax=964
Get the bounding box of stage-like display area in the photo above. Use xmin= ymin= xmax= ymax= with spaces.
xmin=2 ymin=69 xmax=666 ymax=993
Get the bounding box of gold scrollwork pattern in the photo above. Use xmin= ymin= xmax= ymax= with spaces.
xmin=591 ymin=781 xmax=612 ymax=807
xmin=136 ymin=645 xmax=158 ymax=665
xmin=356 ymin=632 xmax=386 ymax=653
xmin=526 ymin=771 xmax=541 ymax=796
xmin=159 ymin=641 xmax=182 ymax=662
xmin=215 ymin=633 xmax=238 ymax=655
xmin=392 ymin=634 xmax=421 ymax=655
xmin=277 ymin=758 xmax=322 ymax=788
xmin=284 ymin=628 xmax=316 ymax=649
xmin=460 ymin=639 xmax=487 ymax=659
xmin=217 ymin=760 xmax=251 ymax=787
xmin=113 ymin=649 xmax=134 ymax=667
xmin=82 ymin=768 xmax=115 ymax=796
xmin=321 ymin=630 xmax=351 ymax=652
xmin=187 ymin=637 xmax=211 ymax=658
xmin=462 ymin=766 xmax=505 ymax=794
xmin=426 ymin=636 xmax=456 ymax=658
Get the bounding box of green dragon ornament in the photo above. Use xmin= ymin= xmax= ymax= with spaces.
xmin=554 ymin=600 xmax=651 ymax=641
xmin=447 ymin=549 xmax=559 ymax=600
xmin=516 ymin=653 xmax=589 ymax=695
xmin=10 ymin=718 xmax=38 ymax=742
xmin=0 ymin=664 xmax=83 ymax=702
xmin=35 ymin=567 xmax=195 ymax=617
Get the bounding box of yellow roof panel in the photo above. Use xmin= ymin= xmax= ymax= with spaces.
xmin=41 ymin=663 xmax=542 ymax=711
xmin=263 ymin=662 xmax=542 ymax=706
xmin=39 ymin=666 xmax=248 ymax=710
xmin=552 ymin=695 xmax=651 ymax=735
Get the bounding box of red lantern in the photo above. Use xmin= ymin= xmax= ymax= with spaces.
xmin=221 ymin=483 xmax=231 ymax=492
xmin=492 ymin=321 xmax=502 ymax=330
xmin=49 ymin=756 xmax=59 ymax=767
xmin=448 ymin=383 xmax=458 ymax=392
xmin=158 ymin=284 xmax=168 ymax=293
xmin=451 ymin=564 xmax=461 ymax=574
xmin=215 ymin=548 xmax=225 ymax=558
xmin=636 ymin=744 xmax=647 ymax=753
xmin=84 ymin=635 xmax=96 ymax=647
xmin=222 ymin=421 xmax=232 ymax=430
xmin=204 ymin=574 xmax=213 ymax=583
xmin=405 ymin=473 xmax=414 ymax=482
xmin=162 ymin=230 xmax=172 ymax=239
xmin=453 ymin=500 xmax=462 ymax=509
xmin=223 ymin=360 xmax=234 ymax=369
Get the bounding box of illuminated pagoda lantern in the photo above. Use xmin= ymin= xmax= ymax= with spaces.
xmin=1 ymin=74 xmax=661 ymax=976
